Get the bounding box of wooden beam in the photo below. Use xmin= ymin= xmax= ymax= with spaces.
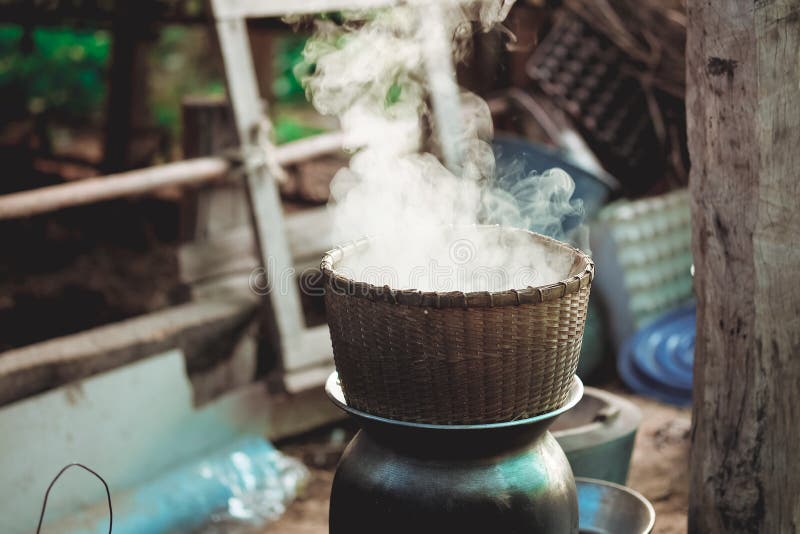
xmin=102 ymin=1 xmax=155 ymax=171
xmin=213 ymin=11 xmax=307 ymax=359
xmin=0 ymin=132 xmax=343 ymax=220
xmin=0 ymin=1 xmax=212 ymax=27
xmin=283 ymin=364 xmax=337 ymax=395
xmin=687 ymin=1 xmax=800 ymax=532
xmin=0 ymin=158 xmax=230 ymax=220
xmin=285 ymin=325 xmax=333 ymax=372
xmin=212 ymin=0 xmax=395 ymax=19
xmin=178 ymin=214 xmax=334 ymax=285
xmin=0 ymin=297 xmax=259 ymax=408
xmin=181 ymin=98 xmax=249 ymax=244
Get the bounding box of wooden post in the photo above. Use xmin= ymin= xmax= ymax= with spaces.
xmin=179 ymin=97 xmax=262 ymax=400
xmin=209 ymin=5 xmax=308 ymax=364
xmin=687 ymin=1 xmax=800 ymax=533
xmin=247 ymin=21 xmax=279 ymax=106
xmin=181 ymin=96 xmax=248 ymax=242
xmin=103 ymin=1 xmax=155 ymax=171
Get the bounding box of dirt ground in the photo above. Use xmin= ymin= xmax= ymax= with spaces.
xmin=623 ymin=394 xmax=691 ymax=534
xmin=263 ymin=390 xmax=691 ymax=534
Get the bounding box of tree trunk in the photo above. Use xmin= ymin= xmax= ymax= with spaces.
xmin=687 ymin=1 xmax=800 ymax=533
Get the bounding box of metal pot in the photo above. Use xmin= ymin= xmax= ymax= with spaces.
xmin=576 ymin=477 xmax=656 ymax=534
xmin=553 ymin=387 xmax=641 ymax=484
xmin=326 ymin=373 xmax=584 ymax=534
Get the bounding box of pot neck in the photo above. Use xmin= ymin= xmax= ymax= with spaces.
xmin=354 ymin=414 xmax=560 ymax=459
xmin=326 ymin=373 xmax=584 ymax=459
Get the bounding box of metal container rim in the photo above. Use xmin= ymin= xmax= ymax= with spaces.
xmin=326 ymin=371 xmax=584 ymax=431
xmin=576 ymin=477 xmax=657 ymax=534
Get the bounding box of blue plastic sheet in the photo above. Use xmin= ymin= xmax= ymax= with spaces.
xmin=49 ymin=436 xmax=308 ymax=534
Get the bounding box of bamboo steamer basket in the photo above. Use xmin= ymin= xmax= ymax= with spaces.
xmin=321 ymin=226 xmax=594 ymax=425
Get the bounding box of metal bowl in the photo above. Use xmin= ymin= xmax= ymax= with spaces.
xmin=577 ymin=478 xmax=655 ymax=534
xmin=552 ymin=387 xmax=642 ymax=485
xmin=492 ymin=136 xmax=615 ymax=220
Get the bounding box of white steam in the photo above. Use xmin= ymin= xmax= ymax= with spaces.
xmin=298 ymin=1 xmax=585 ymax=292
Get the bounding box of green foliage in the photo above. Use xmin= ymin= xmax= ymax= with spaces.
xmin=149 ymin=26 xmax=225 ymax=136
xmin=385 ymin=82 xmax=402 ymax=107
xmin=0 ymin=25 xmax=110 ymax=120
xmin=0 ymin=23 xmax=323 ymax=144
xmin=272 ymin=34 xmax=308 ymax=102
xmin=274 ymin=116 xmax=324 ymax=144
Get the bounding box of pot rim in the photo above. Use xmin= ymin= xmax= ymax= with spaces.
xmin=576 ymin=477 xmax=656 ymax=534
xmin=551 ymin=386 xmax=643 ymax=445
xmin=326 ymin=371 xmax=584 ymax=431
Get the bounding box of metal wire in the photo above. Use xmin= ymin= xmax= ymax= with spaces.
xmin=36 ymin=463 xmax=112 ymax=534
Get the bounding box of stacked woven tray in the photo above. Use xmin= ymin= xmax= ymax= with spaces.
xmin=322 ymin=226 xmax=594 ymax=425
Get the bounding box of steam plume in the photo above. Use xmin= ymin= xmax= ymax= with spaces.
xmin=297 ymin=1 xmax=585 ymax=292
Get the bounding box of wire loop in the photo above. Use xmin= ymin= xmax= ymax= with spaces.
xmin=36 ymin=463 xmax=112 ymax=534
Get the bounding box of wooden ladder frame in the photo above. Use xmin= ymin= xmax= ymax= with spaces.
xmin=207 ymin=0 xmax=385 ymax=391
xmin=208 ymin=0 xmax=455 ymax=391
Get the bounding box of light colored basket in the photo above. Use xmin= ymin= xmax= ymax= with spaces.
xmin=321 ymin=226 xmax=594 ymax=424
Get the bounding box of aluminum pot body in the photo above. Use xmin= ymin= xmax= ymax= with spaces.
xmin=329 ymin=421 xmax=578 ymax=534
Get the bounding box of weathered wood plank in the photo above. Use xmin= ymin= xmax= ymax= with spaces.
xmin=284 ymin=324 xmax=334 ymax=372
xmin=180 ymin=225 xmax=259 ymax=284
xmin=212 ymin=10 xmax=307 ymax=360
xmin=189 ymin=320 xmax=258 ymax=406
xmin=212 ymin=0 xmax=395 ymax=19
xmin=0 ymin=158 xmax=231 ymax=220
xmin=285 ymin=204 xmax=334 ymax=264
xmin=181 ymin=97 xmax=249 ymax=241
xmin=178 ymin=206 xmax=332 ymax=285
xmin=210 ymin=3 xmax=338 ymax=382
xmin=180 ymin=96 xmax=256 ymax=307
xmin=283 ymin=363 xmax=337 ymax=394
xmin=687 ymin=1 xmax=800 ymax=532
xmin=0 ymin=133 xmax=343 ymax=221
xmin=0 ymin=298 xmax=258 ymax=408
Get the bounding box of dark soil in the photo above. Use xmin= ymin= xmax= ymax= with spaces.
xmin=0 ymin=197 xmax=187 ymax=351
xmin=0 ymin=149 xmax=343 ymax=352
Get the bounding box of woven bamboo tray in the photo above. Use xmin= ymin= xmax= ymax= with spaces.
xmin=321 ymin=226 xmax=594 ymax=425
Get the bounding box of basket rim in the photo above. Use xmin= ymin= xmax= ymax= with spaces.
xmin=320 ymin=225 xmax=594 ymax=309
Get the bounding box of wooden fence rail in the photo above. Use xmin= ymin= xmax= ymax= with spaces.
xmin=0 ymin=131 xmax=343 ymax=220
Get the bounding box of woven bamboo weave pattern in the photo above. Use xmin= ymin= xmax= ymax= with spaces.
xmin=322 ymin=228 xmax=594 ymax=425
